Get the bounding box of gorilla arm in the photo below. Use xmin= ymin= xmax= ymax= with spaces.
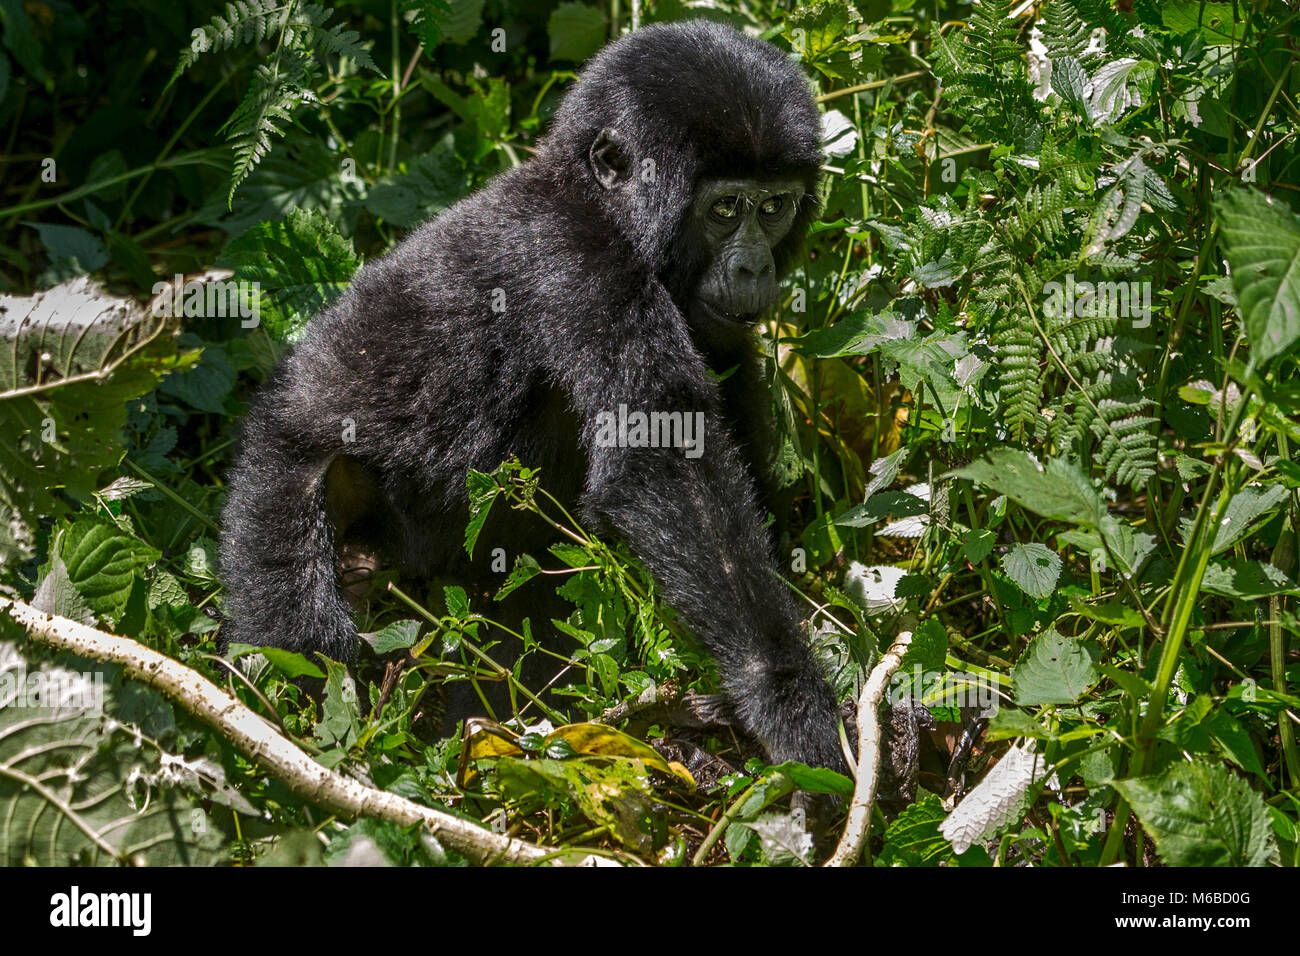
xmin=552 ymin=287 xmax=846 ymax=773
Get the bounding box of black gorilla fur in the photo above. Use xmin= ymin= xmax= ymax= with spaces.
xmin=219 ymin=21 xmax=846 ymax=772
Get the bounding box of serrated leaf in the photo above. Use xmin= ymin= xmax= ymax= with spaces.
xmin=56 ymin=517 xmax=160 ymax=627
xmin=1217 ymin=188 xmax=1300 ymax=367
xmin=1001 ymin=542 xmax=1061 ymax=599
xmin=952 ymin=451 xmax=1104 ymax=529
xmin=365 ymin=134 xmax=470 ymax=228
xmin=941 ymin=743 xmax=1043 ymax=854
xmin=217 ymin=207 xmax=362 ymax=343
xmin=905 ymin=617 xmax=948 ymax=672
xmin=1088 ymin=57 xmax=1146 ymax=125
xmin=1115 ymin=760 xmax=1276 ymax=866
xmin=1012 ymin=629 xmax=1098 ymax=705
xmin=878 ymin=793 xmax=957 ymax=866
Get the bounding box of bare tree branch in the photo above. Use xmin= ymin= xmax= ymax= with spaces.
xmin=825 ymin=630 xmax=913 ymax=867
xmin=1 ymin=598 xmax=618 ymax=867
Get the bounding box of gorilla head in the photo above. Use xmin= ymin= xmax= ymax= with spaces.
xmin=542 ymin=22 xmax=822 ymax=339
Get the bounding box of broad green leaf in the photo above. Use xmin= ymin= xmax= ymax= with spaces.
xmin=876 ymin=793 xmax=954 ymax=866
xmin=1200 ymin=560 xmax=1300 ymax=599
xmin=1050 ymin=56 xmax=1089 ymax=118
xmin=904 ymin=616 xmax=948 ymax=672
xmin=1012 ymin=629 xmax=1098 ymax=705
xmin=218 ymin=207 xmax=362 ymax=343
xmin=0 ymin=638 xmax=229 ymax=865
xmin=952 ymin=451 xmax=1104 ymax=529
xmin=55 ymin=517 xmax=159 ymax=627
xmin=1180 ymin=483 xmax=1289 ymax=554
xmin=365 ymin=133 xmax=470 ymax=228
xmin=962 ymin=528 xmax=996 ymax=564
xmin=1001 ymin=542 xmax=1061 ymax=599
xmin=1068 ymin=595 xmax=1145 ymax=629
xmin=1162 ymin=2 xmax=1248 ymax=44
xmin=1115 ymin=760 xmax=1276 ymax=866
xmin=986 ymin=708 xmax=1054 ymax=741
xmin=1216 ymin=188 xmax=1300 ymax=367
xmin=441 ymin=0 xmax=486 ymax=45
xmin=1098 ymin=517 xmax=1156 ymax=577
xmin=1088 ymin=58 xmax=1148 ymax=126
xmin=256 ymin=646 xmax=327 ymax=679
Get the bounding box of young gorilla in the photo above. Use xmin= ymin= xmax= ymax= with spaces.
xmin=220 ymin=21 xmax=847 ymax=773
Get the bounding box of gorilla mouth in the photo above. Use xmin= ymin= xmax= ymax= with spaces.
xmin=698 ymin=301 xmax=758 ymax=326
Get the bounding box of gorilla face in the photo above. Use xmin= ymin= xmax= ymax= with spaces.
xmin=690 ymin=177 xmax=805 ymax=322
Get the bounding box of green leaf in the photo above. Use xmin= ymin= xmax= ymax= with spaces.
xmin=986 ymin=708 xmax=1054 ymax=741
xmin=1088 ymin=58 xmax=1148 ymax=126
xmin=1180 ymin=484 xmax=1288 ymax=554
xmin=25 ymin=222 xmax=108 ymax=283
xmin=1200 ymin=560 xmax=1300 ymax=599
xmin=1068 ymin=595 xmax=1145 ymax=629
xmin=495 ymin=553 xmax=541 ymax=600
xmin=1050 ymin=56 xmax=1089 ymax=118
xmin=369 ymin=620 xmax=420 ymax=654
xmin=0 ymin=281 xmax=177 ymax=565
xmin=1012 ymin=629 xmax=1098 ymax=706
xmin=0 ymin=639 xmax=229 ymax=864
xmin=1001 ymin=543 xmax=1061 ymax=599
xmin=1203 ymin=710 xmax=1265 ymax=776
xmin=439 ymin=0 xmax=485 ymax=46
xmin=158 ymin=340 xmax=237 ymax=413
xmin=55 ymin=517 xmax=160 ymax=627
xmin=1115 ymin=760 xmax=1276 ymax=866
xmin=952 ymin=451 xmax=1104 ymax=529
xmin=876 ymin=793 xmax=954 ymax=866
xmin=218 ymin=207 xmax=362 ymax=343
xmin=1216 ymin=188 xmax=1300 ymax=367
xmin=962 ymin=528 xmax=996 ymax=564
xmin=257 ymin=646 xmax=327 ymax=679
xmin=547 ymin=3 xmax=607 ymax=63
xmin=443 ymin=585 xmax=470 ymax=619
xmin=464 ymin=468 xmax=499 ymax=558
xmin=905 ymin=617 xmax=948 ymax=672
xmin=365 ymin=133 xmax=470 ymax=228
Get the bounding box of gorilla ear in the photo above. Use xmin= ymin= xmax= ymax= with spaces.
xmin=589 ymin=127 xmax=632 ymax=190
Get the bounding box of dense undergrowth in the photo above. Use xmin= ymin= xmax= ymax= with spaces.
xmin=1 ymin=0 xmax=1298 ymax=866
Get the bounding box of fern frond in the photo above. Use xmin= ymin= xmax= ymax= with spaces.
xmin=169 ymin=0 xmax=287 ymax=87
xmin=1040 ymin=0 xmax=1092 ymax=60
xmin=1090 ymin=399 xmax=1158 ymax=486
xmin=292 ymin=3 xmax=378 ymax=72
xmin=1006 ymin=181 xmax=1066 ymax=245
xmin=223 ymin=55 xmax=318 ymax=206
xmin=994 ymin=309 xmax=1044 ymax=441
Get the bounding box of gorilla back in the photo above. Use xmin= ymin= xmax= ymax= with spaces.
xmin=219 ymin=20 xmax=847 ymax=773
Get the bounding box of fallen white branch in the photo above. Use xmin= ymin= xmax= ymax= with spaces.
xmin=825 ymin=630 xmax=913 ymax=867
xmin=2 ymin=598 xmax=614 ymax=867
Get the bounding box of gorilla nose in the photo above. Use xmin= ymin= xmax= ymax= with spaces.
xmin=734 ymin=251 xmax=773 ymax=281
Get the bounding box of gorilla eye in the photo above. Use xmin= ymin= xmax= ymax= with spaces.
xmin=760 ymin=196 xmax=784 ymax=216
xmin=711 ymin=196 xmax=739 ymax=218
